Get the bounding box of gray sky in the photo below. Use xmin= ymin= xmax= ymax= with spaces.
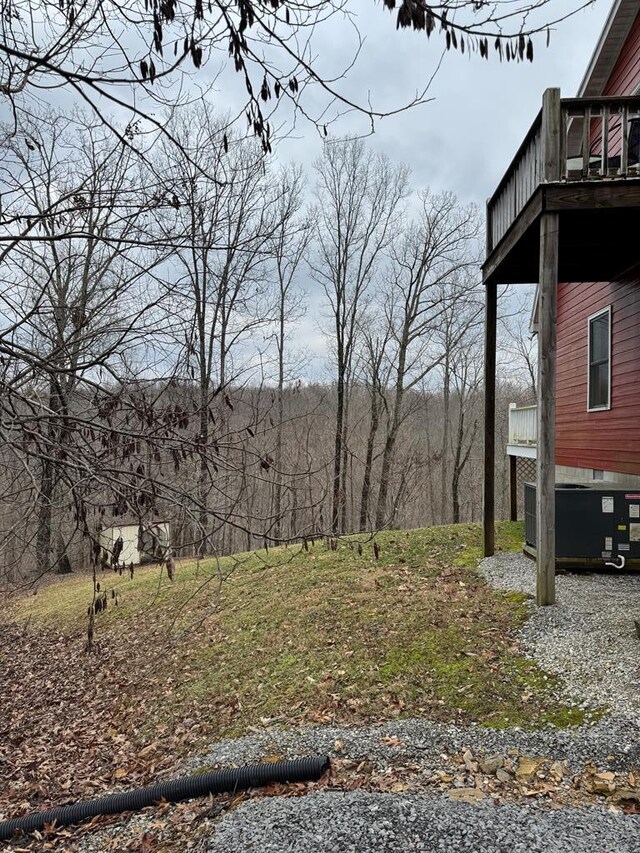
xmin=261 ymin=0 xmax=612 ymax=376
xmin=0 ymin=0 xmax=614 ymax=379
xmin=275 ymin=0 xmax=611 ymax=204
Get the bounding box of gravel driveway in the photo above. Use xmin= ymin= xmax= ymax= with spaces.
xmin=202 ymin=790 xmax=639 ymax=853
xmin=479 ymin=552 xmax=640 ymax=718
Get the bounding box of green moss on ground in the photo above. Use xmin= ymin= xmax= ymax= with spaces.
xmin=7 ymin=521 xmax=592 ymax=740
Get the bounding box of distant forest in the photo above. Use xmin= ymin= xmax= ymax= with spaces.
xmin=0 ymin=108 xmax=536 ymax=584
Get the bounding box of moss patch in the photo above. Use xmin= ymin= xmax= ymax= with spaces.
xmin=5 ymin=521 xmax=591 ymax=745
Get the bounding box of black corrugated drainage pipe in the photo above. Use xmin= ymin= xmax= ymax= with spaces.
xmin=0 ymin=755 xmax=330 ymax=842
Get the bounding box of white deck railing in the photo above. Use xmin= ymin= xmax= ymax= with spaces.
xmin=508 ymin=403 xmax=537 ymax=446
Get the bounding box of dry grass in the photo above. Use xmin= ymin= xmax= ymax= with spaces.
xmin=6 ymin=521 xmax=586 ymax=736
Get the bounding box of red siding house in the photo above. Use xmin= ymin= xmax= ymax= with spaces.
xmin=482 ymin=0 xmax=640 ymax=603
xmin=556 ymin=2 xmax=640 ymax=484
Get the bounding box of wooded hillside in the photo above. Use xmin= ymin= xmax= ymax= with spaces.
xmin=0 ymin=112 xmax=535 ymax=584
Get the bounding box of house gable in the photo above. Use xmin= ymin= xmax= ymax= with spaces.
xmin=603 ymin=6 xmax=640 ymax=95
xmin=578 ymin=0 xmax=640 ymax=96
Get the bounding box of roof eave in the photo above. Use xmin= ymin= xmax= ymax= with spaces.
xmin=577 ymin=0 xmax=638 ymax=97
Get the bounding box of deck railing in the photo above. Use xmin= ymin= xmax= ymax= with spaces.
xmin=508 ymin=403 xmax=537 ymax=447
xmin=487 ymin=92 xmax=640 ymax=254
xmin=488 ymin=112 xmax=543 ymax=252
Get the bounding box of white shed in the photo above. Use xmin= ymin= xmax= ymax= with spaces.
xmin=99 ymin=521 xmax=170 ymax=566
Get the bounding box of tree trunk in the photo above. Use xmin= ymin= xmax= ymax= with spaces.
xmin=424 ymin=397 xmax=436 ymax=525
xmin=197 ymin=392 xmax=209 ymax=558
xmin=331 ymin=372 xmax=345 ymax=534
xmin=375 ymin=428 xmax=397 ymax=530
xmin=439 ymin=353 xmax=451 ymax=525
xmin=36 ymin=383 xmax=62 ymax=576
xmin=339 ymin=391 xmax=349 ymax=534
xmin=450 ymin=402 xmax=464 ymax=523
xmin=273 ymin=298 xmax=285 ymax=543
xmin=359 ymin=393 xmax=380 ymax=531
xmin=375 ymin=350 xmax=407 ymax=530
xmin=36 ymin=456 xmax=54 ymax=576
xmin=55 ymin=532 xmax=73 ymax=574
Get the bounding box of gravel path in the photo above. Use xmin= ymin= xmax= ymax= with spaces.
xmin=201 ymin=790 xmax=640 ymax=853
xmin=187 ymin=714 xmax=640 ymax=776
xmin=478 ymin=552 xmax=640 ymax=719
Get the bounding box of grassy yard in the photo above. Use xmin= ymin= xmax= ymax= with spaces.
xmin=0 ymin=522 xmax=588 ymax=820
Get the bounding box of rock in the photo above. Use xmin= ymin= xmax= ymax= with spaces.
xmin=447 ymin=787 xmax=486 ymax=804
xmin=462 ymin=749 xmax=478 ymax=773
xmin=611 ymin=788 xmax=640 ymax=803
xmin=516 ymin=756 xmax=544 ymax=782
xmin=435 ymin=771 xmax=453 ymax=783
xmin=496 ymin=768 xmax=513 ymax=783
xmin=594 ymin=771 xmax=615 ymax=783
xmin=480 ymin=754 xmax=504 ymax=775
xmin=589 ymin=779 xmax=616 ymax=795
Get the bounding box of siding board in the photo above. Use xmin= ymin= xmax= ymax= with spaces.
xmin=604 ymin=10 xmax=640 ymax=96
xmin=555 ymin=10 xmax=640 ymax=476
xmin=556 ymin=278 xmax=640 ymax=475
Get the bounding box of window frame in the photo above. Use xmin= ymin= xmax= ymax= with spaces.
xmin=587 ymin=305 xmax=612 ymax=412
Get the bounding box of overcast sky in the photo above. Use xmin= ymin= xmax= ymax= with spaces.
xmin=0 ymin=0 xmax=614 ymax=379
xmin=273 ymin=0 xmax=611 ymax=205
xmin=252 ymin=0 xmax=612 ymax=376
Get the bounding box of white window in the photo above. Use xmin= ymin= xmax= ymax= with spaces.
xmin=587 ymin=306 xmax=611 ymax=411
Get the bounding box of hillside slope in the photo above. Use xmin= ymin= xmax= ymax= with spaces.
xmin=1 ymin=522 xmax=586 ymax=827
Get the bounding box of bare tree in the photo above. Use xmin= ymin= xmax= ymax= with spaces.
xmin=355 ymin=311 xmax=393 ymax=531
xmin=447 ymin=327 xmax=484 ymax=524
xmin=500 ymin=290 xmax=538 ymax=400
xmin=154 ymin=105 xmax=287 ymax=556
xmin=0 ymin=112 xmax=160 ymax=577
xmin=311 ymin=137 xmax=408 ymax=533
xmin=374 ymin=191 xmax=481 ymax=529
xmin=268 ymin=164 xmax=310 ymax=542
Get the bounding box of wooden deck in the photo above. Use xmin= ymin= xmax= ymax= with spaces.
xmin=484 ymin=94 xmax=640 ymax=286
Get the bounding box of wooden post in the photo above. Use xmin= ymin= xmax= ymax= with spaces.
xmin=509 ymin=455 xmax=518 ymax=522
xmin=542 ymin=88 xmax=562 ymax=182
xmin=483 ymin=282 xmax=497 ymax=557
xmin=536 ymin=88 xmax=561 ymax=606
xmin=536 ymin=212 xmax=559 ymax=606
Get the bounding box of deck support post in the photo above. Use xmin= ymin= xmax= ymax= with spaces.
xmin=483 ymin=283 xmax=497 ymax=557
xmin=536 ymin=87 xmax=561 ymax=607
xmin=509 ymin=455 xmax=518 ymax=522
xmin=536 ymin=212 xmax=559 ymax=606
